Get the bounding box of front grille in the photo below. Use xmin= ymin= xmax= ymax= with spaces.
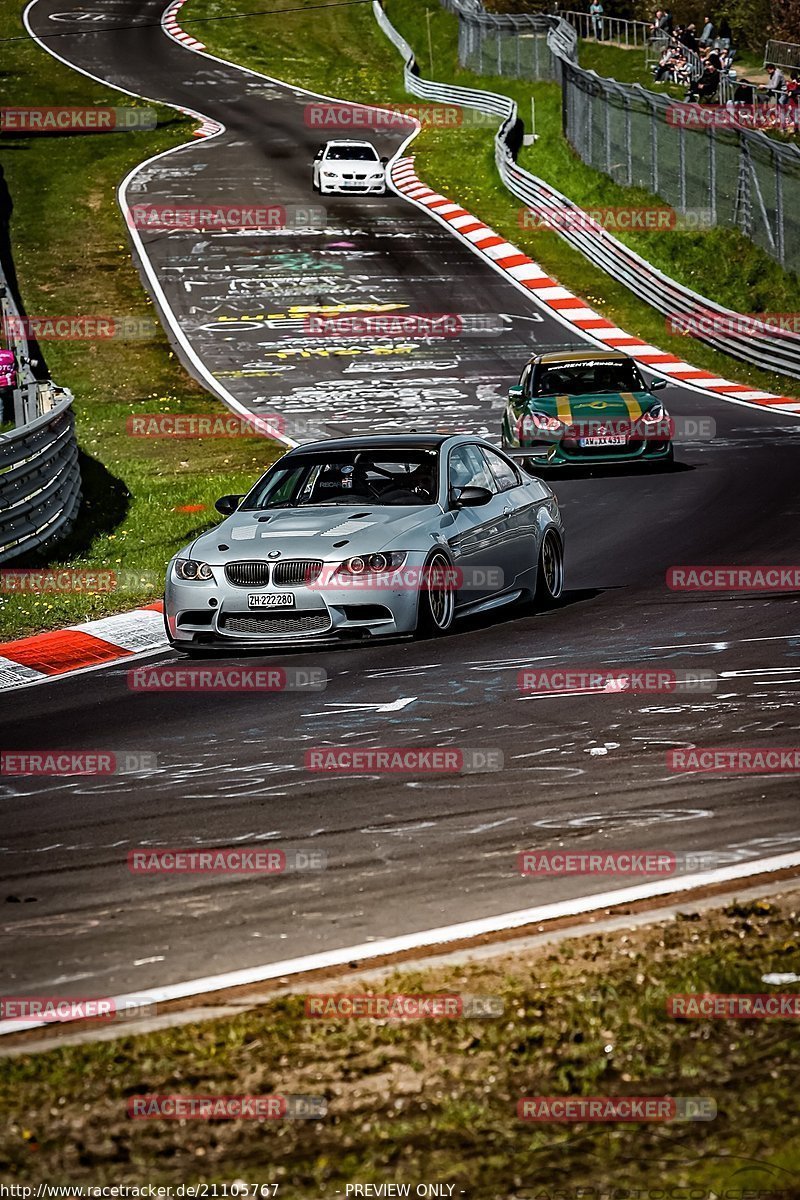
xmin=225 ymin=561 xmax=271 ymax=587
xmin=220 ymin=612 xmax=332 ymax=636
xmin=272 ymin=559 xmax=324 ymax=586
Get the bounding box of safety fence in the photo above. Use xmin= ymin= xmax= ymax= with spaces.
xmin=445 ymin=0 xmax=800 ymax=278
xmin=765 ymin=39 xmax=800 ymax=71
xmin=374 ymin=0 xmax=800 ymax=380
xmin=0 ymin=259 xmax=82 ymax=561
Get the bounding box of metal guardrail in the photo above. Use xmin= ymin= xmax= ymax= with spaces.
xmin=374 ymin=0 xmax=800 ymax=381
xmin=0 ymin=260 xmax=82 ymax=561
xmin=558 ymin=8 xmax=655 ymax=48
xmin=764 ymin=39 xmax=800 ymax=71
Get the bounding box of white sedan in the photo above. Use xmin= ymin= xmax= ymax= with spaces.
xmin=312 ymin=140 xmax=387 ymax=195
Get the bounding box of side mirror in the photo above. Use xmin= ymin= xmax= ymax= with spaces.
xmin=215 ymin=494 xmax=243 ymax=515
xmin=508 ymin=384 xmax=524 ymax=401
xmin=650 ymin=379 xmax=668 ymax=391
xmin=314 ymin=150 xmax=324 ymax=159
xmin=450 ymin=485 xmax=494 ymax=509
xmin=380 ymin=155 xmax=389 ymax=164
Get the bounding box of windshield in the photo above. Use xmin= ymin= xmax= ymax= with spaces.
xmin=534 ymin=359 xmax=644 ymax=396
xmin=326 ymin=145 xmax=379 ymax=161
xmin=242 ymin=450 xmax=440 ymax=509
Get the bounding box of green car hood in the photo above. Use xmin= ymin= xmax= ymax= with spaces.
xmin=531 ymin=391 xmax=656 ymax=426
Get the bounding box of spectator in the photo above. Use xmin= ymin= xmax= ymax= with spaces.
xmin=716 ymin=16 xmax=731 ymax=49
xmin=686 ymin=58 xmax=719 ymax=100
xmin=651 ymin=8 xmax=663 ymax=31
xmin=765 ymin=63 xmax=787 ymax=105
xmin=699 ymin=15 xmax=715 ymax=45
xmin=732 ymin=77 xmax=755 ymax=103
xmin=661 ymin=8 xmax=673 ymax=32
xmin=680 ymin=22 xmax=698 ymax=50
xmin=590 ymin=0 xmax=604 ymax=40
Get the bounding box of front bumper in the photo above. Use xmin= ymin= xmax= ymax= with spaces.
xmin=165 ymin=562 xmax=424 ymax=648
xmin=318 ymin=179 xmax=386 ymax=194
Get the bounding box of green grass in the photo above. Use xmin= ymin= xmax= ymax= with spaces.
xmin=2 ymin=891 xmax=799 ymax=1190
xmin=0 ymin=1 xmax=283 ymax=640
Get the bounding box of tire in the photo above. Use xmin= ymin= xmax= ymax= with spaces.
xmin=535 ymin=529 xmax=564 ymax=608
xmin=415 ymin=551 xmax=456 ymax=638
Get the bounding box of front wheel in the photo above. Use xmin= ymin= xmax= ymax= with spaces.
xmin=415 ymin=551 xmax=456 ymax=638
xmin=535 ymin=529 xmax=564 ymax=607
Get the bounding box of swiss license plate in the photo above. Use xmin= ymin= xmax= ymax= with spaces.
xmin=247 ymin=593 xmax=296 ymax=609
xmin=579 ymin=435 xmax=627 ymax=447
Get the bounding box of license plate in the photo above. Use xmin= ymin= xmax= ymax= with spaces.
xmin=579 ymin=435 xmax=627 ymax=447
xmin=247 ymin=593 xmax=295 ymax=609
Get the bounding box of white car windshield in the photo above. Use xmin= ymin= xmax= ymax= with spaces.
xmin=325 ymin=145 xmax=379 ymax=161
xmin=243 ymin=450 xmax=439 ymax=509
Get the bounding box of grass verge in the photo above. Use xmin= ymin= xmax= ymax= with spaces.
xmin=0 ymin=2 xmax=282 ymax=640
xmin=2 ymin=888 xmax=799 ymax=1189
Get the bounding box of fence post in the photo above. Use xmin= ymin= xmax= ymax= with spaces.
xmin=678 ymin=124 xmax=686 ymax=210
xmin=605 ymin=87 xmax=612 ymax=175
xmin=775 ymin=151 xmax=785 ymax=266
xmin=708 ymin=127 xmax=716 ymax=227
xmin=625 ymin=93 xmax=632 ymax=186
xmin=651 ymin=98 xmax=659 ymax=195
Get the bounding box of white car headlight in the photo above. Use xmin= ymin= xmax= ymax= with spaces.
xmin=322 ymin=171 xmax=338 ymax=178
xmin=175 ymin=558 xmax=214 ymax=581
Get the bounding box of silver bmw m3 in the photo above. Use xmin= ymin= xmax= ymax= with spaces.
xmin=164 ymin=434 xmax=565 ymax=654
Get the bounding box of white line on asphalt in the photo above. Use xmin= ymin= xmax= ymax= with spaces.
xmin=2 ymin=850 xmax=799 ymax=1037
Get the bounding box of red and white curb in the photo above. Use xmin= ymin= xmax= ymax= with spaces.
xmin=161 ymin=0 xmax=222 ymax=137
xmin=0 ymin=602 xmax=168 ymax=692
xmin=391 ymin=158 xmax=800 ymax=415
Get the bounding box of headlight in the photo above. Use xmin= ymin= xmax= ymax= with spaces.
xmin=336 ymin=551 xmax=407 ymax=577
xmin=175 ymin=558 xmax=214 ymax=581
xmin=640 ymin=403 xmax=667 ymax=423
xmin=518 ymin=411 xmax=564 ymax=439
xmin=321 ymin=171 xmax=338 ymax=178
xmin=370 ymin=172 xmax=384 ymax=179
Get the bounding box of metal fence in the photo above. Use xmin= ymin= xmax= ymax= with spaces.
xmin=0 ymin=257 xmax=81 ymax=561
xmin=449 ymin=3 xmax=800 ymax=277
xmin=764 ymin=39 xmax=800 ymax=70
xmin=558 ymin=8 xmax=654 ymax=48
xmin=374 ymin=0 xmax=800 ymax=380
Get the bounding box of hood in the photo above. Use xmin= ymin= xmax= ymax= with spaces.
xmin=184 ymin=505 xmax=437 ymax=564
xmin=531 ymin=391 xmax=658 ymax=426
xmin=324 ymin=158 xmax=382 ymax=172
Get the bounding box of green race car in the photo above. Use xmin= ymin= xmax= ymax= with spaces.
xmin=501 ymin=350 xmax=674 ymax=468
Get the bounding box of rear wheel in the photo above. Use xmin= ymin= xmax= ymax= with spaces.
xmin=535 ymin=529 xmax=564 ymax=607
xmin=416 ymin=551 xmax=456 ymax=637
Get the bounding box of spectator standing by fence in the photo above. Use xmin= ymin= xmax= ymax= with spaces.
xmin=699 ymin=15 xmax=715 ymax=46
xmin=589 ymin=0 xmax=604 ymax=40
xmin=765 ymin=63 xmax=787 ymax=105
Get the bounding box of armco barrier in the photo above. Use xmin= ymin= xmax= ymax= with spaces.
xmin=0 ymin=392 xmax=82 ymax=562
xmin=0 ymin=252 xmax=82 ymax=561
xmin=374 ymin=1 xmax=800 ymax=381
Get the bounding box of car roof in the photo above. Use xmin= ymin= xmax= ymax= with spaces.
xmin=528 ymin=349 xmax=631 ymax=366
xmin=284 ymin=434 xmax=452 ymax=454
xmin=323 ymin=139 xmax=376 ymax=147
